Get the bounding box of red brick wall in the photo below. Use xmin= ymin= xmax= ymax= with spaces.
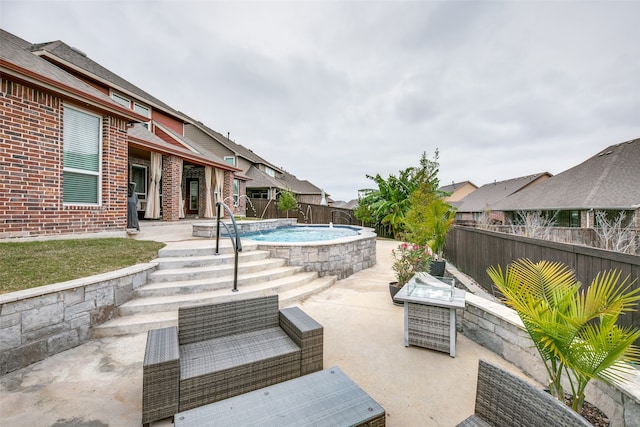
xmin=1 ymin=77 xmax=128 ymax=239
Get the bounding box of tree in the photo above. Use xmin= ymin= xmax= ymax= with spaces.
xmin=356 ymin=150 xmax=442 ymax=240
xmin=488 ymin=259 xmax=640 ymax=412
xmin=277 ymin=190 xmax=297 ymax=218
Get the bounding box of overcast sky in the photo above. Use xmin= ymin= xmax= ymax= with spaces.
xmin=3 ymin=1 xmax=640 ymax=201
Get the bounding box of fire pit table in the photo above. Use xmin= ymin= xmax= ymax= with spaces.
xmin=394 ymin=272 xmax=466 ymax=357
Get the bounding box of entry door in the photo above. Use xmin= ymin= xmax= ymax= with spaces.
xmin=187 ymin=178 xmax=199 ymax=215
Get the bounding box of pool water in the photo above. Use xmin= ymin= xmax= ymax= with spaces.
xmin=241 ymin=225 xmax=359 ymax=242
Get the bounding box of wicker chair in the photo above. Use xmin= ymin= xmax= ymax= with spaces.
xmin=457 ymin=359 xmax=591 ymax=427
xmin=142 ymin=295 xmax=323 ymax=427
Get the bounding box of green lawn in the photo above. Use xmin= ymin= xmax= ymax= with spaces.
xmin=0 ymin=238 xmax=165 ymax=294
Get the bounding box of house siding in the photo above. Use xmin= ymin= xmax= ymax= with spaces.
xmin=1 ymin=77 xmax=128 ymax=239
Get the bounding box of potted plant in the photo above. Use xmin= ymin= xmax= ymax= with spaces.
xmin=487 ymin=258 xmax=640 ymax=421
xmin=390 ymin=242 xmax=433 ymax=303
xmin=406 ymin=198 xmax=456 ymax=277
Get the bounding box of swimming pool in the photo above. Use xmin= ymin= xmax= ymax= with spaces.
xmin=242 ymin=225 xmax=360 ymax=242
xmin=193 ymin=219 xmax=377 ymax=279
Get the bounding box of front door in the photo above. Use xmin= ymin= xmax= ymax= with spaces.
xmin=187 ymin=178 xmax=199 ymax=215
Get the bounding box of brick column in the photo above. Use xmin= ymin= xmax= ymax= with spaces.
xmin=162 ymin=155 xmax=182 ymax=221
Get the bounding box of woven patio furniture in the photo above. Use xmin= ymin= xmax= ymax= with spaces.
xmin=456 ymin=359 xmax=591 ymax=427
xmin=142 ymin=295 xmax=323 ymax=427
xmin=173 ymin=366 xmax=386 ymax=427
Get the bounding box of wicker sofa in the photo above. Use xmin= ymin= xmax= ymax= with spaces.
xmin=457 ymin=359 xmax=591 ymax=426
xmin=142 ymin=295 xmax=323 ymax=427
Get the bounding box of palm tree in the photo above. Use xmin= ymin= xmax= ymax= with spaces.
xmin=487 ymin=259 xmax=640 ymax=412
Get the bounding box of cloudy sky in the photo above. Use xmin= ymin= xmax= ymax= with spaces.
xmin=2 ymin=1 xmax=640 ymax=201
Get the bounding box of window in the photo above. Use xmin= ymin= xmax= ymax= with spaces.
xmin=63 ymin=105 xmax=102 ymax=205
xmin=133 ymin=102 xmax=151 ymax=129
xmin=133 ymin=102 xmax=150 ymax=117
xmin=233 ymin=179 xmax=240 ymax=205
xmin=112 ymin=93 xmax=130 ymax=108
xmin=265 ymin=166 xmax=275 ymax=177
xmin=225 ymin=156 xmax=235 ymax=166
xmin=555 ymin=210 xmax=580 ymax=227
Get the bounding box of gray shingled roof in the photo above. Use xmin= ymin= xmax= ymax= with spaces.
xmin=279 ymin=171 xmax=324 ymax=195
xmin=189 ymin=121 xmax=282 ymax=171
xmin=29 ymin=39 xmax=183 ymax=118
xmin=493 ymin=138 xmax=640 ymax=211
xmin=1 ymin=30 xmax=135 ymax=116
xmin=454 ymin=173 xmax=551 ymax=213
xmin=439 ymin=181 xmax=475 ymax=194
xmin=245 ymin=166 xmax=284 ymax=189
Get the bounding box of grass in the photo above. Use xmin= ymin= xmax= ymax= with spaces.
xmin=0 ymin=238 xmax=165 ymax=294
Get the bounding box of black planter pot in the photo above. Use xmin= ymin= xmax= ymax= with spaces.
xmin=388 ymin=282 xmax=403 ymax=306
xmin=429 ymin=260 xmax=446 ymax=277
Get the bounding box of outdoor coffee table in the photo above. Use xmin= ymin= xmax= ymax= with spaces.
xmin=173 ymin=366 xmax=386 ymax=426
xmin=394 ymin=272 xmax=466 ymax=357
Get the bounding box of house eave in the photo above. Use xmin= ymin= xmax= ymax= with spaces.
xmin=31 ymin=50 xmax=191 ymax=124
xmin=1 ymin=59 xmax=147 ymax=122
xmin=128 ymin=136 xmax=241 ymax=172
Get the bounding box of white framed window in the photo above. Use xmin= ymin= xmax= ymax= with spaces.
xmin=233 ymin=179 xmax=240 ymax=206
xmin=265 ymin=166 xmax=275 ymax=177
xmin=112 ymin=92 xmax=130 ymax=108
xmin=63 ymin=105 xmax=102 ymax=205
xmin=224 ymin=156 xmax=235 ymax=166
xmin=133 ymin=102 xmax=150 ymax=117
xmin=133 ymin=102 xmax=151 ymax=129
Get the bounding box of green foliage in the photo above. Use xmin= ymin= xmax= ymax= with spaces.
xmin=356 ymin=150 xmax=441 ymax=239
xmin=391 ymin=242 xmax=434 ymax=286
xmin=423 ymin=199 xmax=456 ymax=257
xmin=0 ymin=239 xmax=165 ymax=294
xmin=488 ymin=259 xmax=640 ymax=412
xmin=277 ymin=190 xmax=298 ymax=217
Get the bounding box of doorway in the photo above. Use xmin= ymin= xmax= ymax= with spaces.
xmin=186 ymin=178 xmax=199 ymax=215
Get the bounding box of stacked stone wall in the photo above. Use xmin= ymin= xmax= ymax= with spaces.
xmin=0 ymin=263 xmax=155 ymax=374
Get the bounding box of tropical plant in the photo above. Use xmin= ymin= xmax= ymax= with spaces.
xmin=391 ymin=242 xmax=433 ymax=286
xmin=277 ymin=190 xmax=297 ymax=218
xmin=407 ymin=198 xmax=455 ymax=257
xmin=356 ymin=150 xmax=441 ymax=240
xmin=487 ymin=258 xmax=640 ymax=412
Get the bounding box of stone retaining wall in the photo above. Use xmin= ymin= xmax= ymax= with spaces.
xmin=257 ymin=229 xmax=377 ymax=279
xmin=462 ymin=292 xmax=640 ymax=426
xmin=0 ymin=263 xmax=156 ymax=374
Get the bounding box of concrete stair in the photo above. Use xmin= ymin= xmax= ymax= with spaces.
xmin=92 ymin=239 xmax=337 ymax=337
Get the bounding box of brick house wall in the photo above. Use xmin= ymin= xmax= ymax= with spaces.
xmin=1 ymin=77 xmax=128 ymax=239
xmin=162 ymin=155 xmax=182 ymax=221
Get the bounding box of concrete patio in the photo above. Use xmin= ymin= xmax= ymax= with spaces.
xmin=0 ymin=235 xmax=529 ymax=427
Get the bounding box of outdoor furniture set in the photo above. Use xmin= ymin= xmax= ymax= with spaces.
xmin=142 ymin=295 xmax=385 ymax=426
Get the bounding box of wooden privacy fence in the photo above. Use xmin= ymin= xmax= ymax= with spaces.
xmin=445 ymin=225 xmax=640 ymax=336
xmin=246 ymin=199 xmax=357 ymax=225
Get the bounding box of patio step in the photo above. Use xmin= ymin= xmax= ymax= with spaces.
xmin=93 ymin=275 xmax=336 ymax=337
xmin=147 ymin=258 xmax=286 ymax=283
xmin=91 ymin=242 xmax=337 ymax=338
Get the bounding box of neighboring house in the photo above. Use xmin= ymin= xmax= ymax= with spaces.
xmin=332 ymin=199 xmax=358 ymax=210
xmin=439 ymin=181 xmax=478 ymax=202
xmin=184 ymin=121 xmax=329 ymax=211
xmin=453 ymin=173 xmax=552 ymax=225
xmin=278 ymin=170 xmax=327 ymax=205
xmin=492 ymin=138 xmax=640 ymax=228
xmin=1 ymin=29 xmax=243 ymax=239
